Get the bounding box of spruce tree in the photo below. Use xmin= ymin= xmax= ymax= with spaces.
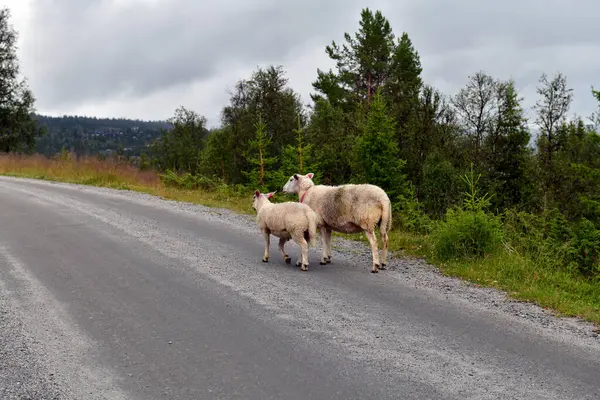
xmin=353 ymin=89 xmax=408 ymax=204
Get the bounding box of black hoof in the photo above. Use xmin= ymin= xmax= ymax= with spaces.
xmin=262 ymin=258 xmax=269 ymax=263
xmin=371 ymin=269 xmax=379 ymax=273
xmin=284 ymin=257 xmax=291 ymax=264
xmin=379 ymin=263 xmax=387 ymax=270
xmin=326 ymin=258 xmax=331 ymax=264
xmin=295 ymin=262 xmax=301 ymax=267
xmin=319 ymin=261 xmax=327 ymax=265
xmin=301 ymin=264 xmax=308 ymax=271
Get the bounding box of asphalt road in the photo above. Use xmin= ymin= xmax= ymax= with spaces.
xmin=0 ymin=176 xmax=599 ymax=400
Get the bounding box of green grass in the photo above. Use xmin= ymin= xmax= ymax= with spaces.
xmin=1 ymin=153 xmax=599 ymax=327
xmin=431 ymin=250 xmax=600 ymax=323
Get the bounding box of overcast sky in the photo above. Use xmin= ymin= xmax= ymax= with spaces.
xmin=5 ymin=0 xmax=600 ymax=128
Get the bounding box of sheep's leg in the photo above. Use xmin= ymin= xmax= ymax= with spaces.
xmin=319 ymin=226 xmax=328 ymax=265
xmin=279 ymin=237 xmax=291 ymax=264
xmin=380 ymin=228 xmax=389 ymax=270
xmin=327 ymin=231 xmax=333 ymax=263
xmin=364 ymin=229 xmax=381 ymax=273
xmin=262 ymin=230 xmax=270 ymax=262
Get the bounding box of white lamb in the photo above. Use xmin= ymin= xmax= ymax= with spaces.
xmin=252 ymin=189 xmax=321 ymax=271
xmin=282 ymin=173 xmax=392 ymax=273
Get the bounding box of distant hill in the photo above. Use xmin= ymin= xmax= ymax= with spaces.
xmin=33 ymin=114 xmax=173 ymax=157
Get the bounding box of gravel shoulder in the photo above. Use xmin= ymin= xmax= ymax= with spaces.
xmin=0 ymin=176 xmax=599 ymax=400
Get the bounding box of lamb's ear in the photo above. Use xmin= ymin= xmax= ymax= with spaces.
xmin=267 ymin=191 xmax=276 ymax=199
xmin=293 ymin=174 xmax=298 ymax=180
xmin=306 ymin=172 xmax=314 ymax=179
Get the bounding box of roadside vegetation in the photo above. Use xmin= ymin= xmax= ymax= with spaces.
xmin=0 ymin=6 xmax=599 ymax=325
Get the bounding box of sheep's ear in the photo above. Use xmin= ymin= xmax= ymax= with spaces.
xmin=293 ymin=174 xmax=298 ymax=180
xmin=306 ymin=172 xmax=314 ymax=179
xmin=267 ymin=191 xmax=276 ymax=199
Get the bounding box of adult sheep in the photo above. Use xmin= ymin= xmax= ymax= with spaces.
xmin=252 ymin=189 xmax=322 ymax=271
xmin=282 ymin=173 xmax=392 ymax=273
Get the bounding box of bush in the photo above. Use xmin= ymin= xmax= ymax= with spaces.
xmin=394 ymin=184 xmax=431 ymax=234
xmin=159 ymin=169 xmax=221 ymax=191
xmin=567 ymin=218 xmax=600 ymax=278
xmin=430 ymin=165 xmax=504 ymax=261
xmin=431 ymin=208 xmax=504 ymax=261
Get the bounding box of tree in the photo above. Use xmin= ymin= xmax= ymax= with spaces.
xmin=0 ymin=7 xmax=45 ymax=153
xmin=384 ymin=32 xmax=423 ymax=143
xmin=312 ymin=8 xmax=396 ymax=109
xmin=406 ymin=84 xmax=459 ymax=188
xmin=306 ymin=98 xmax=356 ymax=184
xmin=199 ymin=125 xmax=234 ymax=182
xmin=591 ymin=87 xmax=600 ymax=130
xmin=353 ymin=89 xmax=408 ymax=204
xmin=148 ymin=106 xmax=208 ymax=174
xmin=534 ymin=72 xmax=573 ymax=172
xmin=274 ymin=112 xmax=316 ymax=185
xmin=452 ymin=71 xmax=499 ymax=166
xmin=308 ymin=8 xmax=427 ymax=186
xmin=484 ymin=80 xmax=532 ymax=210
xmin=243 ymin=114 xmax=277 ymax=189
xmin=221 ymin=65 xmax=304 ymax=184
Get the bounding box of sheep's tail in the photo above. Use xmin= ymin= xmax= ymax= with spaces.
xmin=305 ymin=211 xmax=318 ymax=247
xmin=379 ymin=198 xmax=392 ymax=235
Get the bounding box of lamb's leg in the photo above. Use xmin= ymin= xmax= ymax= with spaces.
xmin=319 ymin=226 xmax=328 ymax=265
xmin=325 ymin=228 xmax=333 ymax=263
xmin=364 ymin=229 xmax=381 ymax=273
xmin=279 ymin=237 xmax=291 ymax=264
xmin=292 ymin=233 xmax=309 ymax=271
xmin=262 ymin=230 xmax=270 ymax=262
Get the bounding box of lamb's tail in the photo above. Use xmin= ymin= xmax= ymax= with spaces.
xmin=305 ymin=211 xmax=318 ymax=247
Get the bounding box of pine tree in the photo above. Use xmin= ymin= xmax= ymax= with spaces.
xmin=312 ymin=8 xmax=395 ymax=109
xmin=0 ymin=7 xmax=45 ymax=153
xmin=275 ymin=112 xmax=316 ymax=183
xmin=243 ymin=114 xmax=277 ymax=189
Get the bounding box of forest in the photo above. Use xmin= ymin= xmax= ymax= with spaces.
xmin=33 ymin=115 xmax=171 ymax=157
xmin=1 ymin=7 xmax=599 ymax=319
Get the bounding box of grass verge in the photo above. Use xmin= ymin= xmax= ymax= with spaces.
xmin=1 ymin=154 xmax=598 ymax=326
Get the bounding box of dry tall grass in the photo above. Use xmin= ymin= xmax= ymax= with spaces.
xmin=0 ymin=152 xmax=253 ymax=214
xmin=0 ymin=152 xmax=160 ymax=189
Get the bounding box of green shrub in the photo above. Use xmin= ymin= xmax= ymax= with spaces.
xmin=394 ymin=184 xmax=431 ymax=234
xmin=431 ymin=208 xmax=504 ymax=261
xmin=567 ymin=218 xmax=600 ymax=278
xmin=159 ymin=169 xmax=221 ymax=191
xmin=430 ymin=165 xmax=504 ymax=261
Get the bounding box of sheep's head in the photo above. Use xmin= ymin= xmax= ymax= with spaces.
xmin=252 ymin=189 xmax=276 ymax=211
xmin=282 ymin=172 xmax=314 ymax=194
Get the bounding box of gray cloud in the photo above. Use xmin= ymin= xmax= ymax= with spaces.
xmin=18 ymin=0 xmax=600 ymax=124
xmin=388 ymin=0 xmax=600 ymax=120
xmin=23 ymin=0 xmax=364 ymax=108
